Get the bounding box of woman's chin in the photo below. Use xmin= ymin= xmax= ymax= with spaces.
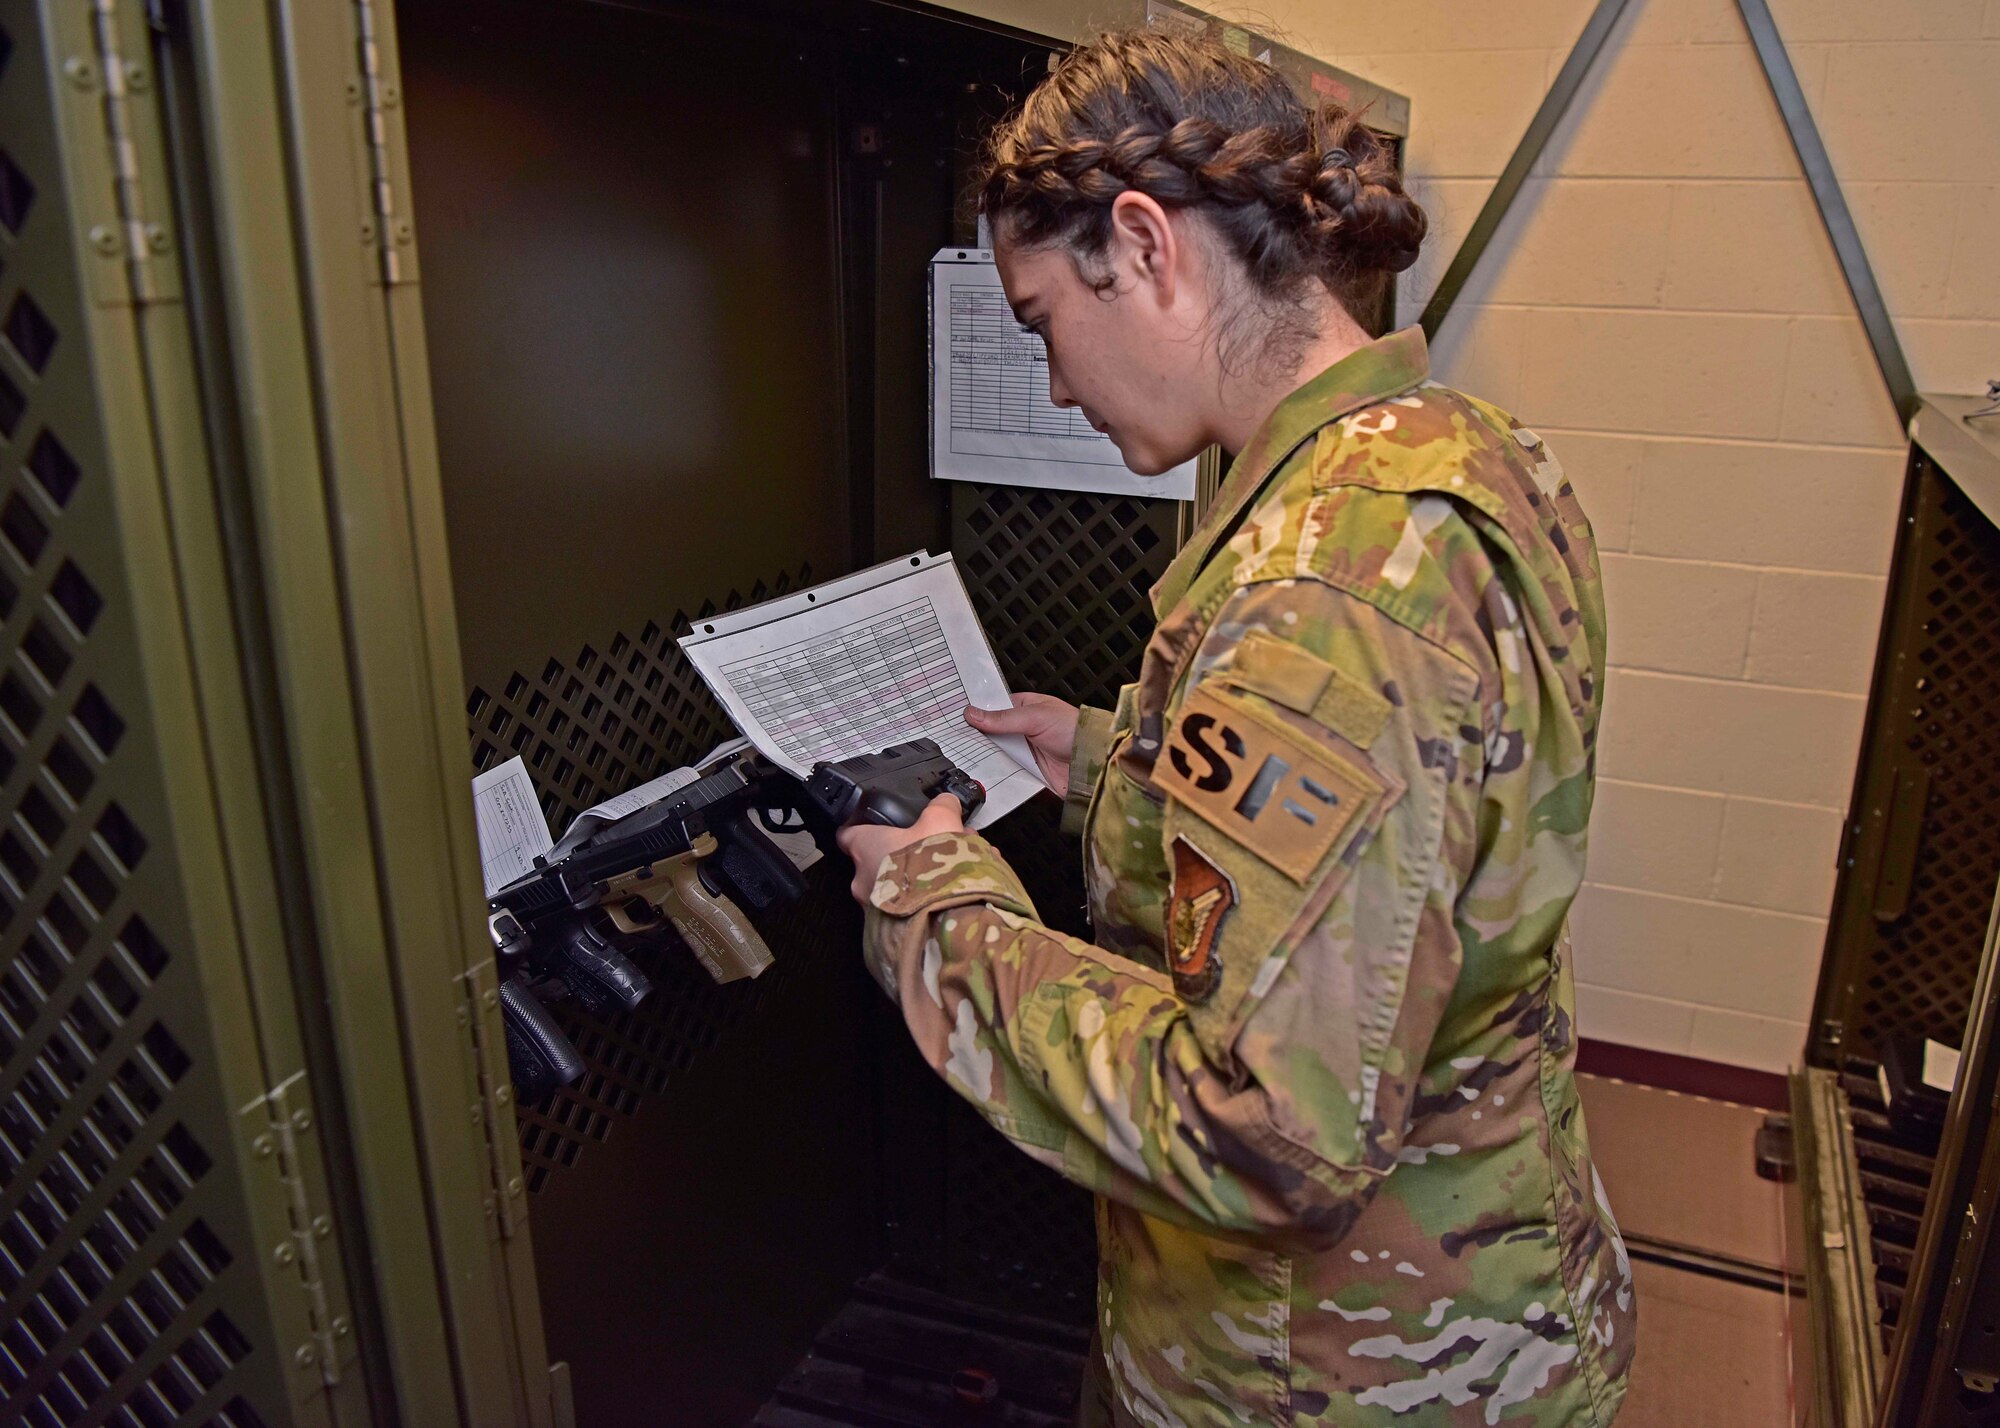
xmin=1123 ymin=448 xmax=1193 ymax=478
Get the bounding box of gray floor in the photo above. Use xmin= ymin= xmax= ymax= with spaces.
xmin=1577 ymin=1074 xmax=1794 ymax=1428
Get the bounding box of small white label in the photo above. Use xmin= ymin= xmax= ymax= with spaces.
xmin=1923 ymin=1038 xmax=1963 ymax=1095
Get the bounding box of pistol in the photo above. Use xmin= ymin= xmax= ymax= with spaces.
xmin=486 ymin=741 xmax=987 ymax=1099
xmin=497 ymin=972 xmax=586 ymax=1105
xmin=803 ymin=738 xmax=986 ymax=829
xmin=492 ymin=752 xmax=806 ymax=986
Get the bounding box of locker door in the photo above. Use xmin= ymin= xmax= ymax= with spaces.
xmin=0 ymin=4 xmax=362 ymax=1424
xmin=144 ymin=0 xmax=570 ymax=1422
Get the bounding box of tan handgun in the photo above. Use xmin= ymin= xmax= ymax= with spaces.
xmin=600 ymin=833 xmax=775 ymax=983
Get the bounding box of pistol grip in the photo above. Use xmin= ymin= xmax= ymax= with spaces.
xmin=499 ymin=976 xmax=585 ymax=1104
xmin=660 ymin=857 xmax=775 ymax=984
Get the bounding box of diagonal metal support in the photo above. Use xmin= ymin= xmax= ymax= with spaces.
xmin=1417 ymin=0 xmax=1634 ymax=342
xmin=1415 ymin=0 xmax=1918 ymax=427
xmin=1736 ymin=0 xmax=1917 ymax=422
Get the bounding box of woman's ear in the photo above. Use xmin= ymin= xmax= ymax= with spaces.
xmin=1106 ymin=190 xmax=1180 ymax=305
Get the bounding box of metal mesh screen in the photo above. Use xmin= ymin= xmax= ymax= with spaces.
xmin=952 ymin=483 xmax=1178 ymax=714
xmin=1838 ymin=454 xmax=2000 ymax=1055
xmin=0 ymin=16 xmax=277 ymax=1425
xmin=894 ymin=481 xmax=1182 ymax=1323
xmin=953 ymin=479 xmax=1185 ymax=945
xmin=464 ymin=569 xmax=858 ymax=1193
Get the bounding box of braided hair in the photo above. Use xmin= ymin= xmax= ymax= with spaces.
xmin=978 ymin=30 xmax=1425 ymax=335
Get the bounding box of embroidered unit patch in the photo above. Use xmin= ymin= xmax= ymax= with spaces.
xmin=1166 ymin=837 xmax=1234 ymax=1001
xmin=1153 ymin=684 xmax=1382 ymax=882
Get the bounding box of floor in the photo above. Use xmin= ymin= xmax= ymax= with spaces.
xmin=1577 ymin=1073 xmax=1795 ymax=1428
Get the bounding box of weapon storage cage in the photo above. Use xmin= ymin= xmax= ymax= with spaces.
xmin=0 ymin=1 xmax=1406 ymax=1424
xmin=1789 ymin=395 xmax=2000 ymax=1428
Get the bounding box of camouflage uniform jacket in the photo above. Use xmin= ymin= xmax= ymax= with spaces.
xmin=863 ymin=327 xmax=1635 ymax=1426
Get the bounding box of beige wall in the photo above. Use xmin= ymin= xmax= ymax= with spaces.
xmin=1243 ymin=0 xmax=2000 ymax=1071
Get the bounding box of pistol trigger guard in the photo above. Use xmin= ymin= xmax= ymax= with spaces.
xmin=608 ymin=895 xmax=661 ymax=934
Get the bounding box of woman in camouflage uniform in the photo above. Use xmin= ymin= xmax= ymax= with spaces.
xmin=838 ymin=29 xmax=1634 ymax=1427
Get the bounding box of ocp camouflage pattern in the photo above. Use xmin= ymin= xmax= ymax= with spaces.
xmin=863 ymin=327 xmax=1634 ymax=1425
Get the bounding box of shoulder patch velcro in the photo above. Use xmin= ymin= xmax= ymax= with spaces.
xmin=1225 ymin=630 xmax=1391 ymax=749
xmin=1154 ymin=684 xmax=1386 ymax=883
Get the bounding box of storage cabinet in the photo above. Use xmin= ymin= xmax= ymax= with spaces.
xmin=0 ymin=1 xmax=1406 ymax=1424
xmin=1794 ymin=395 xmax=2000 ymax=1428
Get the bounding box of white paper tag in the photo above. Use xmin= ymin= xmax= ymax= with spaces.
xmin=471 ymin=756 xmax=554 ymax=897
xmin=1923 ymin=1038 xmax=1962 ymax=1095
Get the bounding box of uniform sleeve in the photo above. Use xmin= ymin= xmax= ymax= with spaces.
xmin=1059 ymin=701 xmax=1117 ymax=837
xmin=861 ymin=579 xmax=1486 ymax=1249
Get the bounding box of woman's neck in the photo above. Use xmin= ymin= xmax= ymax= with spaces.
xmin=1209 ymin=303 xmax=1375 ymax=454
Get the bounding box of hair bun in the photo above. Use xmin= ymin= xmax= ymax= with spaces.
xmin=1309 ymin=110 xmax=1427 ymax=275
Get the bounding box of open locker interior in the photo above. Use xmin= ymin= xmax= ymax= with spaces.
xmin=399 ymin=2 xmax=1086 ymax=1419
xmin=400 ymin=1 xmax=1405 ymax=1422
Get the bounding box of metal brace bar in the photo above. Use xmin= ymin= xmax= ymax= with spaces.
xmin=1736 ymin=0 xmax=1917 ymax=422
xmin=1418 ymin=0 xmax=1633 ymax=342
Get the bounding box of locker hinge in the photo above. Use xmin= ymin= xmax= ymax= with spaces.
xmin=350 ymin=0 xmax=414 ymax=284
xmin=243 ymin=1072 xmax=351 ymax=1389
xmin=84 ymin=0 xmax=168 ymax=304
xmin=460 ymin=958 xmax=526 ymax=1237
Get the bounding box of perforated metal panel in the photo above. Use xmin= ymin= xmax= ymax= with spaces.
xmin=952 ymin=483 xmax=1178 ymax=715
xmin=464 ymin=569 xmax=862 ymax=1193
xmin=910 ymin=481 xmax=1181 ymax=1323
xmin=0 ymin=9 xmax=307 ymax=1424
xmin=1818 ymin=450 xmax=2000 ymax=1062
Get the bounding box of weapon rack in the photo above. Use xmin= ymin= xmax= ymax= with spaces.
xmin=1792 ymin=395 xmax=2000 ymax=1428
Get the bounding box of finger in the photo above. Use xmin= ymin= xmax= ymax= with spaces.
xmin=924 ymin=791 xmax=968 ymax=821
xmin=965 ymin=700 xmax=1044 ymax=735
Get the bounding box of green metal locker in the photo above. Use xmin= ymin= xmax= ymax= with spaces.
xmin=0 ymin=3 xmax=1408 ymax=1423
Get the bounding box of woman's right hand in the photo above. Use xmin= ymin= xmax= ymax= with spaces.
xmin=965 ymin=694 xmax=1080 ymax=792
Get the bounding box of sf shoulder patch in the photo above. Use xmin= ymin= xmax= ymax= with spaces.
xmin=1167 ymin=837 xmax=1233 ymax=1001
xmin=1153 ymin=683 xmax=1385 ymax=883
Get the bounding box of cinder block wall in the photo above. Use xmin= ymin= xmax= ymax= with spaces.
xmin=1253 ymin=0 xmax=2000 ymax=1071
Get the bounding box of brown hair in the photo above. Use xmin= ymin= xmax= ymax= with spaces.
xmin=977 ymin=30 xmax=1425 ymax=352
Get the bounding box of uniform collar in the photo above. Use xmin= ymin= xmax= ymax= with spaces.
xmin=1151 ymin=326 xmax=1431 ymax=616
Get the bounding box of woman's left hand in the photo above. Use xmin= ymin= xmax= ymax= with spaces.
xmin=836 ymin=794 xmax=970 ymax=904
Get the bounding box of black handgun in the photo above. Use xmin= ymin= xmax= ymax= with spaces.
xmin=498 ymin=973 xmax=586 ymax=1105
xmin=803 ymin=738 xmax=986 ymax=830
xmin=489 ymin=742 xmax=984 ymax=1100
xmin=492 ymin=752 xmax=808 ymax=987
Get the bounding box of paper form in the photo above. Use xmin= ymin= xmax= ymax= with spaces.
xmin=929 ymin=249 xmax=1197 ymax=500
xmin=678 ymin=552 xmax=1047 ymax=830
xmin=472 ymin=756 xmax=554 ymax=897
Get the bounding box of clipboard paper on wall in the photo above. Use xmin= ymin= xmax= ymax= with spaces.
xmin=929 ymin=248 xmax=1198 ymax=500
xmin=678 ymin=552 xmax=1047 ymax=831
